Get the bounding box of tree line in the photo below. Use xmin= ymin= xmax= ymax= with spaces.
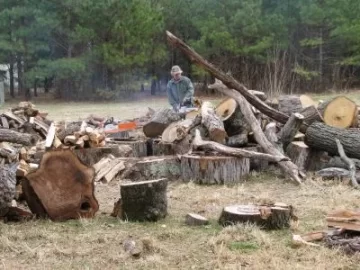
xmin=0 ymin=0 xmax=359 ymax=100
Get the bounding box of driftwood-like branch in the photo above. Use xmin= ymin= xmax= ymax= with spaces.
xmin=166 ymin=31 xmax=289 ymax=124
xmin=336 ymin=138 xmax=359 ymax=188
xmin=277 ymin=113 xmax=304 ymax=150
xmin=192 ymin=129 xmax=288 ymax=163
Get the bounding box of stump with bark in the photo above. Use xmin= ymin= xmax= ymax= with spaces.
xmin=120 ymin=178 xmax=168 ymax=222
xmin=23 ymin=150 xmax=99 ymax=221
xmin=108 ymin=140 xmax=147 ymax=157
xmin=143 ymin=109 xmax=181 ymax=138
xmin=181 ymin=152 xmax=249 ymax=185
xmin=218 ymin=203 xmax=293 ymax=230
xmin=152 ymin=140 xmax=177 ymax=156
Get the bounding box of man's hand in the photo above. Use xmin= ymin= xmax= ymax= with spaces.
xmin=182 ymin=97 xmax=192 ymax=107
xmin=172 ymin=104 xmax=180 ymax=113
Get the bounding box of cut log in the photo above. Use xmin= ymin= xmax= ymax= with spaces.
xmin=264 ymin=122 xmax=283 ymax=154
xmin=56 ymin=122 xmax=81 ymax=141
xmin=326 ymin=209 xmax=360 ymax=232
xmin=305 ymin=122 xmax=360 ymax=160
xmin=107 ymin=140 xmax=147 ymax=157
xmin=218 ymin=204 xmax=293 ymax=229
xmin=185 ymin=213 xmax=209 ymax=226
xmin=23 ymin=150 xmax=99 ymax=221
xmin=278 ymin=95 xmax=316 ymax=116
xmin=166 ymin=31 xmax=304 ymax=184
xmin=143 ymin=108 xmax=181 ymax=138
xmin=120 ymin=178 xmax=168 ymax=222
xmin=0 ymin=128 xmax=38 ymax=146
xmin=300 ymin=105 xmax=323 ymax=126
xmin=0 ymin=162 xmax=18 ymax=217
xmin=215 ymin=97 xmax=238 ymax=121
xmin=1 ymin=117 xmax=9 ymax=129
xmin=192 ymin=129 xmax=288 ymax=163
xmin=201 ymin=101 xmax=227 ymax=143
xmin=335 ymin=138 xmax=359 ymax=188
xmin=285 ymin=141 xmax=311 ymax=171
xmin=121 ymin=156 xmax=181 ymax=181
xmin=277 ymin=113 xmax=304 ymax=150
xmin=107 ymin=131 xmax=130 ymax=140
xmin=45 ymin=122 xmax=56 ymax=149
xmin=161 ymin=119 xmax=194 ymax=143
xmin=0 ymin=142 xmax=18 ymax=161
xmin=316 ymin=167 xmax=351 ymax=179
xmin=226 ymin=133 xmax=248 ymax=147
xmin=181 ymin=152 xmax=249 ymax=185
xmin=102 ymin=160 xmax=126 ymax=184
xmin=317 ymin=96 xmax=358 ymax=128
xmin=152 ymin=140 xmax=177 ymax=156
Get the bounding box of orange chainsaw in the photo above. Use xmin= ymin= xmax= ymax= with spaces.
xmin=104 ymin=121 xmax=137 ymax=134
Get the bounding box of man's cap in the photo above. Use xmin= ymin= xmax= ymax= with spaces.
xmin=171 ymin=65 xmax=183 ymax=74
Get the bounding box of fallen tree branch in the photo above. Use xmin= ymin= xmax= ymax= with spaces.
xmin=192 ymin=129 xmax=288 ymax=163
xmin=336 ymin=138 xmax=359 ymax=188
xmin=166 ymin=31 xmax=289 ymax=124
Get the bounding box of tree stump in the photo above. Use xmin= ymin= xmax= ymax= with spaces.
xmin=152 ymin=140 xmax=177 ymax=156
xmin=305 ymin=122 xmax=360 ymax=160
xmin=218 ymin=204 xmax=293 ymax=229
xmin=23 ymin=150 xmax=99 ymax=221
xmin=120 ymin=178 xmax=168 ymax=222
xmin=185 ymin=213 xmax=209 ymax=226
xmin=121 ymin=156 xmax=181 ymax=181
xmin=278 ymin=95 xmax=316 ymax=116
xmin=108 ymin=140 xmax=147 ymax=157
xmin=143 ymin=109 xmax=181 ymax=138
xmin=286 ymin=141 xmax=311 ymax=171
xmin=180 ymin=152 xmax=250 ymax=185
xmin=317 ymin=96 xmax=358 ymax=128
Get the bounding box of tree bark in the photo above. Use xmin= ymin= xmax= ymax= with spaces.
xmin=305 ymin=122 xmax=360 ymax=160
xmin=277 ymin=113 xmax=304 ymax=150
xmin=201 ymin=101 xmax=227 ymax=143
xmin=120 ymin=178 xmax=168 ymax=221
xmin=143 ymin=108 xmax=181 ymax=138
xmin=0 ymin=129 xmax=38 ymax=146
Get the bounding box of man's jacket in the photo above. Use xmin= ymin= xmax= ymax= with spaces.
xmin=166 ymin=76 xmax=194 ymax=108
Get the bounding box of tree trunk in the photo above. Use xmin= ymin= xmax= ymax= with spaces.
xmin=0 ymin=129 xmax=38 ymax=146
xmin=34 ymin=78 xmax=38 ymax=97
xmin=201 ymin=101 xmax=227 ymax=143
xmin=181 ymin=152 xmax=250 ymax=185
xmin=9 ymin=60 xmax=15 ymax=98
xmin=17 ymin=56 xmax=24 ymax=96
xmin=305 ymin=122 xmax=360 ymax=160
xmin=218 ymin=204 xmax=293 ymax=230
xmin=23 ymin=150 xmax=99 ymax=221
xmin=120 ymin=178 xmax=168 ymax=222
xmin=143 ymin=108 xmax=181 ymax=138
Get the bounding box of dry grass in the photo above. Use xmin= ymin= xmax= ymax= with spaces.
xmin=1 ymin=94 xmax=360 ymax=269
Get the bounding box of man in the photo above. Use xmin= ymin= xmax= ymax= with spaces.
xmin=167 ymin=65 xmax=194 ymax=112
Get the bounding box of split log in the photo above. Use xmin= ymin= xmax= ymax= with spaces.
xmin=93 ymin=155 xmax=115 ymax=174
xmin=264 ymin=122 xmax=283 ymax=154
xmin=181 ymin=152 xmax=249 ymax=185
xmin=201 ymin=101 xmax=227 ymax=143
xmin=23 ymin=150 xmax=99 ymax=220
xmin=45 ymin=123 xmax=56 ymax=149
xmin=185 ymin=213 xmax=209 ymax=226
xmin=107 ymin=140 xmax=147 ymax=157
xmin=1 ymin=117 xmax=9 ymax=129
xmin=218 ymin=204 xmax=293 ymax=230
xmin=305 ymin=122 xmax=360 ymax=160
xmin=94 ymin=158 xmax=125 ymax=183
xmin=120 ymin=178 xmax=168 ymax=222
xmin=143 ymin=108 xmax=181 ymax=138
xmin=0 ymin=128 xmax=38 ymax=146
xmin=278 ymin=95 xmax=316 ymax=116
xmin=277 ymin=113 xmax=304 ymax=150
xmin=121 ymin=156 xmax=180 ymax=181
xmin=161 ymin=118 xmax=195 ymax=143
xmin=166 ymin=31 xmax=289 ymax=124
xmin=326 ymin=209 xmax=360 ymax=232
xmin=317 ymin=96 xmax=358 ymax=128
xmin=166 ymin=31 xmax=304 ymax=183
xmin=336 ymin=139 xmax=359 ymax=188
xmin=192 ymin=129 xmax=288 ymax=163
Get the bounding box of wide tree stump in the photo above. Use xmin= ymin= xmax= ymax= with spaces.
xmin=180 ymin=152 xmax=249 ymax=185
xmin=143 ymin=109 xmax=181 ymax=138
xmin=278 ymin=95 xmax=316 ymax=116
xmin=318 ymin=96 xmax=358 ymax=128
xmin=218 ymin=204 xmax=293 ymax=229
xmin=121 ymin=156 xmax=181 ymax=181
xmin=108 ymin=140 xmax=147 ymax=157
xmin=305 ymin=122 xmax=360 ymax=160
xmin=23 ymin=150 xmax=99 ymax=221
xmin=152 ymin=140 xmax=177 ymax=156
xmin=120 ymin=178 xmax=168 ymax=222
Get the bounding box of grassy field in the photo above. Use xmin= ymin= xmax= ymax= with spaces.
xmin=1 ymin=92 xmax=360 ymax=269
